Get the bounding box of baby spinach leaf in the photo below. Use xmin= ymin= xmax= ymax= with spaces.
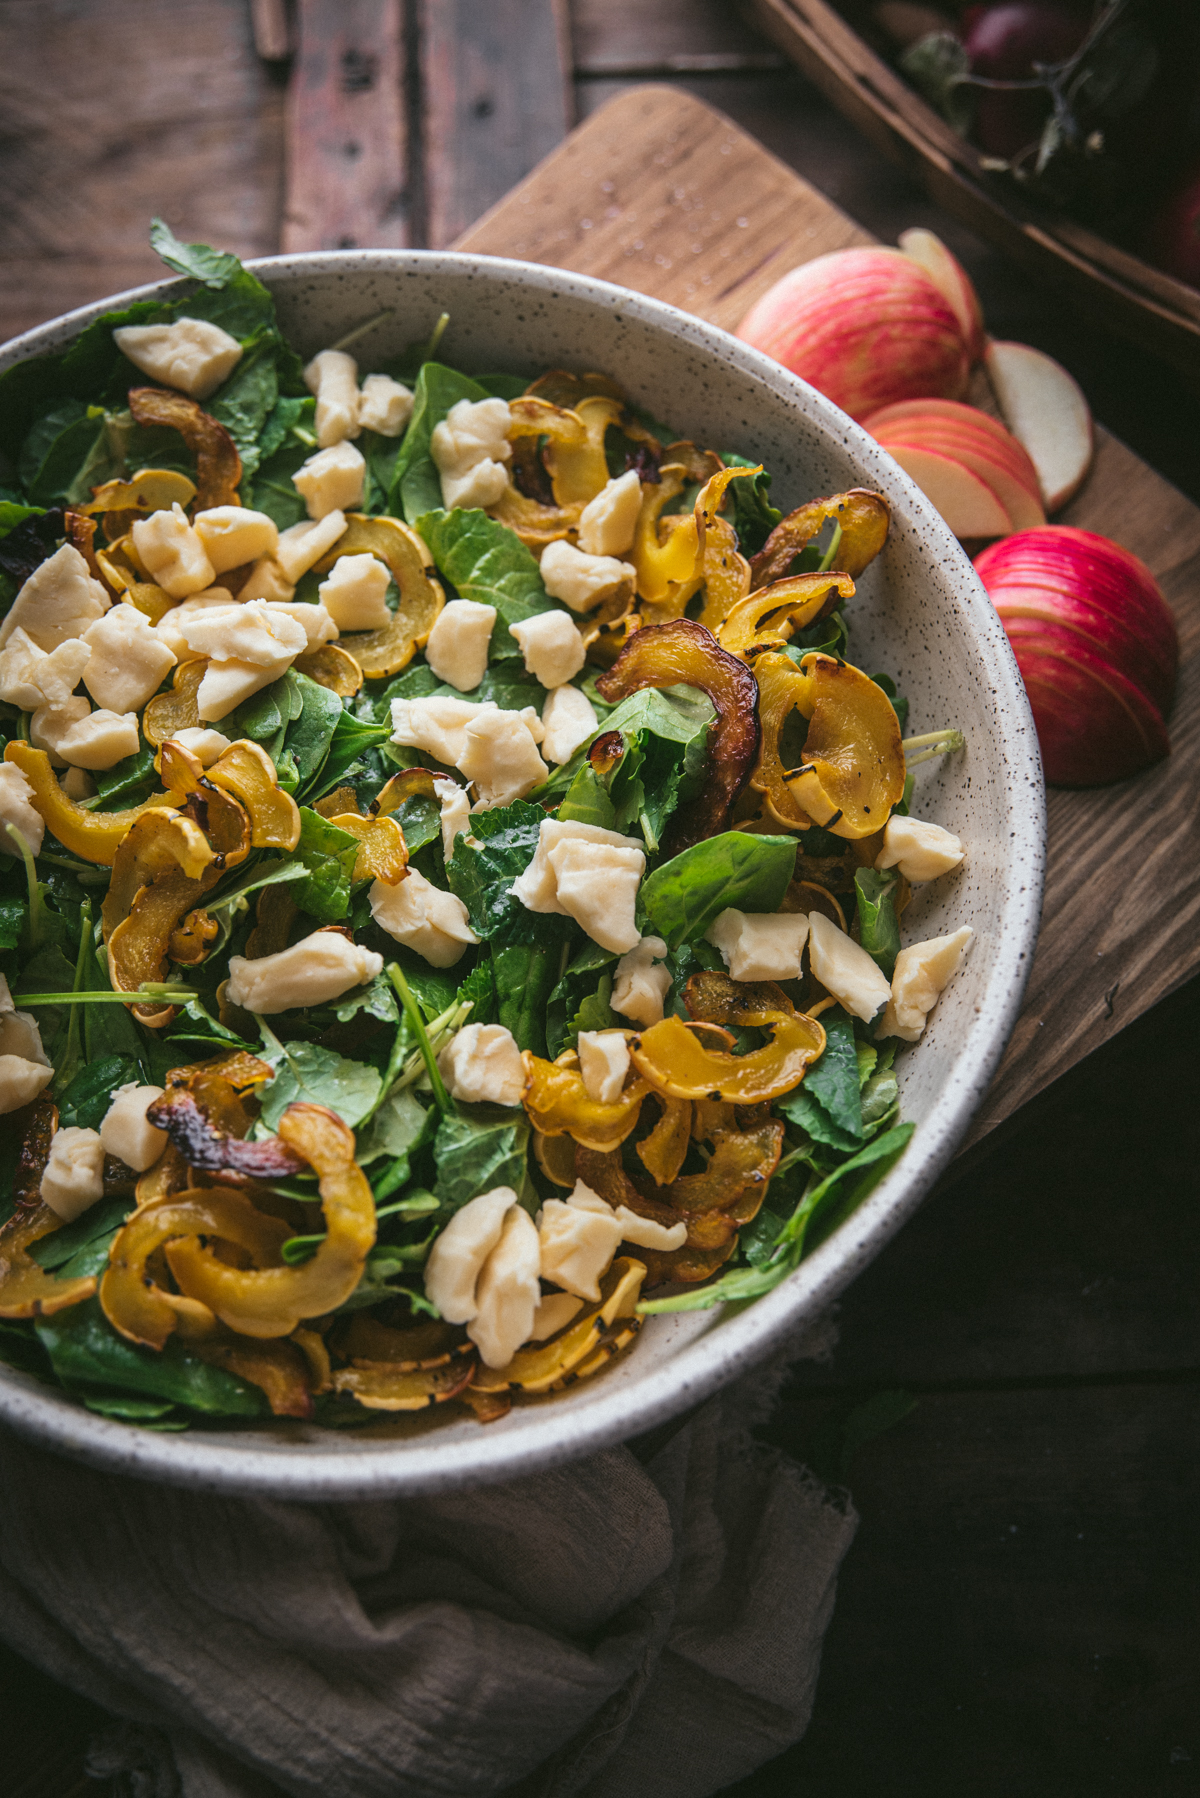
xmin=639 ymin=832 xmax=796 ymax=950
xmin=36 ymin=1299 xmax=268 ymax=1418
xmin=250 ymin=397 xmax=317 ymax=529
xmin=392 ymin=361 xmax=491 ymax=521
xmin=230 ymin=677 xmax=288 ymax=744
xmin=492 ymin=942 xmax=561 ymax=1057
xmin=354 ymin=1083 xmax=432 ymax=1166
xmin=474 ymin=373 xmax=528 ymax=400
xmin=721 ymin=452 xmax=782 ymax=556
xmin=855 ymin=867 xmax=901 ymax=978
xmin=28 ymin=1197 xmax=128 ymax=1273
xmin=433 ymin=1107 xmax=530 ymax=1212
xmin=14 ymin=942 xmax=76 ymax=1060
xmin=21 ymin=404 xmax=109 ymax=507
xmin=0 ymin=500 xmax=46 ymax=542
xmin=165 ymin=995 xmax=256 ymax=1057
xmin=288 ymin=808 xmax=360 ymax=921
xmin=210 ymin=340 xmax=278 ymax=480
xmin=471 ymin=662 xmax=545 ymax=711
xmin=307 ymin=709 xmax=392 ymax=799
xmin=558 ymin=762 xmax=616 ymax=831
xmin=285 ymin=671 xmax=344 ymax=792
xmin=415 ymin=507 xmax=555 ymax=657
xmin=258 ymin=1041 xmax=382 ymax=1130
xmin=149 ymin=218 xmax=246 ymax=289
xmin=572 ymin=971 xmax=617 ymax=1040
xmin=798 ymin=1006 xmax=863 ymax=1140
xmin=56 ymin=1055 xmax=139 ymax=1131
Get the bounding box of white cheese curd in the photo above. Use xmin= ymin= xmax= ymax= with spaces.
xmin=113 ymin=316 xmax=243 ymax=399
xmin=458 ymin=709 xmax=548 ymax=809
xmin=806 ymin=910 xmax=892 ymax=1023
xmin=82 ymin=603 xmax=177 ymax=713
xmin=99 ymin=1082 xmax=168 ymax=1172
xmin=59 ymin=766 xmax=95 ymax=802
xmin=0 ymin=762 xmax=45 ymax=856
xmin=0 ymin=628 xmax=91 ymax=713
xmin=182 ymin=598 xmax=308 ymax=667
xmin=577 ymin=469 xmax=642 ymax=556
xmin=437 ymin=1023 xmax=527 ymax=1107
xmin=577 ymin=1030 xmax=631 ymax=1106
xmin=430 ymin=397 xmax=512 ymax=512
xmin=275 ymin=510 xmax=348 ymax=581
xmin=318 ymin=553 xmax=391 ymax=631
xmin=168 ymin=727 xmax=231 ymax=767
xmin=469 ymin=1203 xmax=541 ymax=1368
xmin=875 ymin=814 xmax=965 ymax=884
xmin=434 ymin=777 xmax=473 ymax=860
xmin=424 ymin=598 xmax=496 ymax=692
xmin=613 ymin=1208 xmax=688 ymax=1252
xmin=40 ymin=1126 xmax=106 ymax=1222
xmin=540 ymin=683 xmax=598 ymax=765
xmin=267 ymin=601 xmax=339 ymax=651
xmin=512 ymin=817 xmax=643 ymax=914
xmin=132 ymin=504 xmax=216 ymax=600
xmin=292 ymin=441 xmax=365 ymax=520
xmin=154 ymin=588 xmax=237 ymax=659
xmin=706 ymin=909 xmax=810 ymax=983
xmin=390 ymin=694 xmax=497 ymax=767
xmin=546 ymin=838 xmax=644 ymax=953
xmin=193 ymin=506 xmax=279 ymax=575
xmin=0 ymin=544 xmax=110 ymax=651
xmin=611 ymin=935 xmax=671 ymax=1026
xmin=537 ymin=1191 xmax=623 ymax=1302
xmin=197 ymin=659 xmax=293 ymax=722
xmin=509 ymin=609 xmax=586 ymax=689
xmin=304 ymin=348 xmax=361 ymax=448
xmin=358 ymin=373 xmax=414 ymax=436
xmin=0 ymin=1054 xmax=53 ymax=1115
xmin=38 ymin=702 xmax=140 ymax=771
xmin=528 ymin=1291 xmax=584 ymax=1340
xmin=879 ymin=925 xmax=974 ymax=1042
xmin=538 ymin=539 xmax=635 ymax=613
xmin=424 ymin=1185 xmax=516 ymax=1324
xmin=29 ymin=696 xmax=90 ymax=767
xmin=225 ymin=931 xmax=383 ymax=1013
xmin=0 ymin=1007 xmax=48 ymax=1066
xmin=368 ymin=869 xmax=479 ymax=967
xmin=238 ymin=556 xmax=297 ymax=604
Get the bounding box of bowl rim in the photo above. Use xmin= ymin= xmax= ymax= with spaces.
xmin=0 ymin=249 xmax=1045 ymax=1498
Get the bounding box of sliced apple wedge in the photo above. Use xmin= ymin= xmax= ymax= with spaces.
xmin=899 ymin=228 xmax=987 ymax=362
xmin=984 ymin=340 xmax=1093 ymax=512
xmin=874 ymin=442 xmax=1013 ymax=538
xmin=864 ymin=398 xmax=1043 ymax=537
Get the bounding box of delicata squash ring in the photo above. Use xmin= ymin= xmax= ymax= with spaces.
xmin=752 ymin=651 xmax=906 ymax=839
xmin=314 ymin=514 xmax=444 ymax=678
xmin=629 ymin=1008 xmax=825 ymax=1105
xmin=0 ymin=1203 xmax=99 ymax=1320
xmin=4 ymin=741 xmax=173 ymax=867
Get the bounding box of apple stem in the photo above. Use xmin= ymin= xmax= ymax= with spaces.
xmin=903 ymin=729 xmax=964 ymax=767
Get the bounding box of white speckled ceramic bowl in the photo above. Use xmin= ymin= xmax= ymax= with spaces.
xmin=0 ymin=253 xmax=1044 ymax=1498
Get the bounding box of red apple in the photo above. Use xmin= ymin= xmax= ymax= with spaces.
xmin=866 ymin=398 xmax=1044 ymax=530
xmin=898 ymin=229 xmax=987 ymax=362
xmin=999 ymin=615 xmax=1171 ymax=786
xmin=984 ymin=341 xmax=1093 ymax=510
xmin=874 ymin=441 xmax=1013 ymax=536
xmin=736 ymin=248 xmax=971 ymax=420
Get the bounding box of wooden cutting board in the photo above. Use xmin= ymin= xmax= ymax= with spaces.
xmin=458 ymin=85 xmax=1200 ymax=1148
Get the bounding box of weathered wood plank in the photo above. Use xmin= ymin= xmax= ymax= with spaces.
xmin=281 ymin=0 xmax=409 ymax=252
xmin=419 ymin=0 xmax=572 ymax=250
xmin=571 ymin=0 xmax=783 ymax=73
xmin=459 ymin=84 xmax=1200 ymax=1144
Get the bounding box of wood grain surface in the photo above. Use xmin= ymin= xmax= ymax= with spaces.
xmin=458 ymin=83 xmax=1200 ymax=1148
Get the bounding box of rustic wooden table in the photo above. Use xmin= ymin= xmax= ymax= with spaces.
xmin=1 ymin=5 xmax=1197 ymax=1795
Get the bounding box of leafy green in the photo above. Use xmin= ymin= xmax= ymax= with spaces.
xmin=28 ymin=1197 xmax=127 ymax=1273
xmin=491 ymin=943 xmax=561 ymax=1058
xmin=36 ymin=1300 xmax=269 ymax=1417
xmin=455 ymin=958 xmax=497 ymax=1028
xmin=288 ymin=808 xmax=360 ymax=922
xmin=56 ymin=1055 xmax=138 ymax=1131
xmin=258 ymin=1040 xmax=382 ymax=1130
xmin=639 ymin=832 xmax=796 ymax=949
xmin=545 ymin=940 xmax=615 ymax=1058
xmin=249 ymin=397 xmax=317 ymax=529
xmin=392 ymin=362 xmax=490 ymax=520
xmin=148 ymin=219 xmax=247 ymax=289
xmin=447 ymin=799 xmax=547 ymax=944
xmin=471 ymin=662 xmax=546 ymax=711
xmin=94 ymin=744 xmax=157 ymax=809
xmin=557 ymin=762 xmax=616 ymax=831
xmin=164 ymin=996 xmax=256 ymax=1057
xmin=354 ymin=1083 xmax=432 ymax=1166
xmin=0 ymin=898 xmax=24 ymax=949
xmin=855 ymin=867 xmax=901 ymax=978
xmin=796 ymin=1006 xmax=862 ymax=1139
xmin=861 ymin=1042 xmax=899 ymax=1129
xmin=21 ymin=404 xmax=110 ymax=507
xmin=721 ymin=452 xmax=781 ymax=556
xmin=13 ymin=942 xmax=76 ymax=1060
xmin=870 ymin=670 xmax=909 ymax=736
xmin=433 ymin=1107 xmax=530 ymax=1213
xmin=210 ymin=342 xmax=278 ymax=481
xmin=308 ymin=709 xmax=391 ymax=799
xmin=415 ymin=507 xmax=555 ymax=658
xmin=284 ymin=671 xmax=344 ymax=791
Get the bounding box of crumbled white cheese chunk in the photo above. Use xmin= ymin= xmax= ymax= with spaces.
xmin=0 ymin=544 xmax=110 ymax=652
xmin=0 ymin=1053 xmax=53 ymax=1115
xmin=577 ymin=1030 xmax=631 ymax=1106
xmin=154 ymin=588 xmax=237 ymax=660
xmin=431 ymin=397 xmax=513 ymax=512
xmin=292 ymin=441 xmax=365 ymax=520
xmin=459 ymin=708 xmax=548 ymax=809
xmin=36 ymin=702 xmax=140 ymax=771
xmin=577 ymin=469 xmax=642 ymax=556
xmin=132 ymin=503 xmax=215 ymax=600
xmin=29 ymin=696 xmax=90 ymax=767
xmin=113 ymin=316 xmax=243 ymax=400
xmin=509 ymin=609 xmax=586 ymax=689
xmin=197 ymin=653 xmax=291 ymax=722
xmin=318 ymin=553 xmax=391 ymax=631
xmin=806 ymin=910 xmax=892 ymax=1022
xmin=168 ymin=727 xmax=231 ymax=767
xmin=82 ymin=602 xmax=176 ymax=713
xmin=0 ymin=1006 xmax=48 ymax=1067
xmin=193 ymin=506 xmax=279 ymax=575
xmin=267 ymin=601 xmax=339 ymax=651
xmin=611 ymin=935 xmax=671 ymax=1027
xmin=547 ymin=837 xmax=644 ymax=953
xmin=368 ymin=869 xmax=479 ymax=967
xmin=540 ymin=683 xmax=598 ymax=765
xmin=304 ymin=348 xmax=361 ymax=448
xmin=358 ymin=373 xmax=414 ymax=436
xmin=469 ymin=1203 xmax=541 ymax=1368
xmin=539 ymin=539 xmax=635 ymax=613
xmin=879 ymin=925 xmax=974 ymax=1042
xmin=425 ymin=1186 xmax=516 ymax=1323
xmin=437 ymin=1023 xmax=527 ymax=1107
xmin=181 ymin=598 xmax=308 ymax=667
xmin=275 ymin=511 xmax=348 ymax=583
xmin=390 ymin=694 xmax=497 ymax=767
xmin=0 ymin=761 xmax=45 ymax=856
xmin=238 ymin=556 xmax=297 ymax=604
xmin=40 ymin=1125 xmax=106 ymax=1222
xmin=616 ymin=1208 xmax=688 ymax=1250
xmin=434 ymin=777 xmax=473 ymax=860
xmin=875 ymin=815 xmax=965 ymax=884
xmin=424 ymin=598 xmax=496 ymax=692
xmin=225 ymin=931 xmax=383 ymax=1013
xmin=528 ymin=1291 xmax=585 ymax=1340
xmin=99 ymin=1082 xmax=168 ymax=1172
xmin=59 ymin=766 xmax=95 ymax=802
xmin=537 ymin=1182 xmax=624 ymax=1301
xmin=0 ymin=627 xmax=91 ymax=713
xmin=706 ymin=909 xmax=810 ymax=983
xmin=512 ymin=817 xmax=640 ymax=914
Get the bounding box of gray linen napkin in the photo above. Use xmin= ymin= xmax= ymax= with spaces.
xmin=0 ymin=1342 xmax=855 ymax=1798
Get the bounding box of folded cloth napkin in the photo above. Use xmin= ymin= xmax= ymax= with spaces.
xmin=0 ymin=1339 xmax=855 ymax=1798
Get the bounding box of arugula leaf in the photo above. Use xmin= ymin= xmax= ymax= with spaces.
xmin=392 ymin=362 xmax=491 ymax=520
xmin=639 ymin=832 xmax=796 ymax=949
xmin=36 ymin=1299 xmax=269 ymax=1417
xmin=56 ymin=1055 xmax=139 ymax=1131
xmin=433 ymin=1107 xmax=530 ymax=1212
xmin=258 ymin=1041 xmax=382 ymax=1130
xmin=861 ymin=1042 xmax=899 ymax=1129
xmin=415 ymin=507 xmax=555 ymax=657
xmin=854 ymin=867 xmax=901 ymax=978
xmin=288 ymin=808 xmax=360 ymax=922
xmin=721 ymin=451 xmax=782 ymax=556
xmin=539 ymin=684 xmax=713 ymax=802
xmin=284 ymin=670 xmax=343 ymax=792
